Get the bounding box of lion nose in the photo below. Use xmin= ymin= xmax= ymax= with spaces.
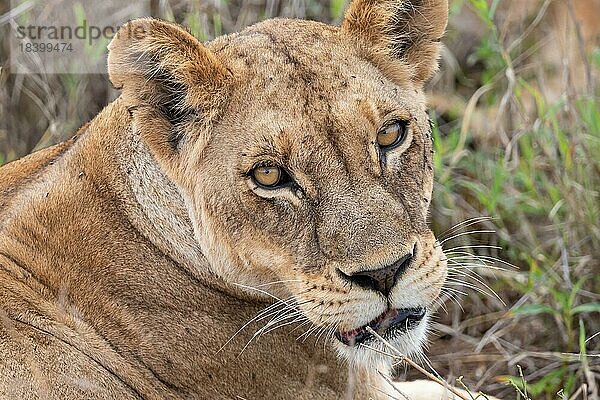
xmin=343 ymin=252 xmax=413 ymax=297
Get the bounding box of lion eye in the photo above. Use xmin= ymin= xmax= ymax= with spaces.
xmin=252 ymin=166 xmax=283 ymax=188
xmin=377 ymin=121 xmax=408 ymax=149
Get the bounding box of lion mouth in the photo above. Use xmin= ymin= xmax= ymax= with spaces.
xmin=334 ymin=307 xmax=426 ymax=347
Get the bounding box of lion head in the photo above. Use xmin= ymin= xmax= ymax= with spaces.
xmin=107 ymin=0 xmax=448 ymax=369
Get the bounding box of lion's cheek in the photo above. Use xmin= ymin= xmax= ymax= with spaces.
xmin=188 ymin=195 xmax=303 ymax=295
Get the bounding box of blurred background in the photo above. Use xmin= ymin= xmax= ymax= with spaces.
xmin=1 ymin=0 xmax=599 ymax=399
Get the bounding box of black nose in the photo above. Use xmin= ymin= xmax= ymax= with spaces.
xmin=341 ymin=252 xmax=413 ymax=297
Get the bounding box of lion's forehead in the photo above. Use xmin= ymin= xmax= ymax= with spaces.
xmin=215 ymin=19 xmax=413 ymax=98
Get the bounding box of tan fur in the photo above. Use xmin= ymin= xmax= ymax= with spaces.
xmin=0 ymin=1 xmax=483 ymax=399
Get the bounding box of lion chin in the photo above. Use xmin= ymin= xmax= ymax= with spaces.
xmin=334 ymin=310 xmax=429 ymax=371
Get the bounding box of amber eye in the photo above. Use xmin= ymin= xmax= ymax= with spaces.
xmin=377 ymin=121 xmax=408 ymax=149
xmin=252 ymin=165 xmax=283 ymax=188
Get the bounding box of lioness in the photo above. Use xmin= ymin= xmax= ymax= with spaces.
xmin=0 ymin=0 xmax=483 ymax=399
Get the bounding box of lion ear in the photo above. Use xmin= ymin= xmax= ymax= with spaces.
xmin=107 ymin=18 xmax=231 ymax=161
xmin=341 ymin=0 xmax=448 ymax=85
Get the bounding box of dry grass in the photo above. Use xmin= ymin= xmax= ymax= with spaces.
xmin=1 ymin=1 xmax=599 ymax=399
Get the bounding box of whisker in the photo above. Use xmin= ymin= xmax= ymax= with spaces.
xmin=217 ymin=303 xmax=283 ymax=353
xmin=441 ymin=286 xmax=468 ymax=297
xmin=447 ymin=253 xmax=490 ymax=264
xmin=439 ymin=288 xmax=467 ymax=311
xmin=232 ymin=283 xmax=294 ymax=305
xmin=222 ymin=283 xmax=308 ymax=354
xmin=437 ymin=216 xmax=495 ymax=240
xmin=298 ymin=311 xmax=339 ymax=344
xmin=323 ymin=324 xmax=340 ymax=351
xmin=252 ymin=279 xmax=303 ymax=288
xmin=440 ymin=230 xmax=496 ymax=245
xmin=244 ymin=310 xmax=307 ymax=354
xmin=311 ymin=314 xmax=338 ymax=345
xmin=261 ymin=308 xmax=302 ymax=330
xmin=447 ymin=252 xmax=518 ymax=269
xmin=431 ymin=295 xmax=449 ymax=314
xmin=260 ymin=313 xmax=307 ymax=336
xmin=420 ymin=352 xmax=445 ymax=382
xmin=447 ymin=264 xmax=505 ymax=272
xmin=292 ymin=319 xmax=313 ymax=332
xmin=252 ymin=299 xmax=315 ymax=340
xmin=297 ymin=323 xmax=321 ymax=342
xmin=445 ymin=275 xmax=505 ymax=305
xmin=254 ymin=298 xmax=295 ymax=320
xmin=446 ymin=260 xmax=503 ymax=272
xmin=446 ymin=265 xmax=505 ymax=301
xmin=445 ymin=278 xmax=490 ymax=296
xmin=443 ymin=244 xmax=502 ymax=253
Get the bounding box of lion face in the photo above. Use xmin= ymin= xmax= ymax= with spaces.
xmin=108 ymin=0 xmax=448 ymax=368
